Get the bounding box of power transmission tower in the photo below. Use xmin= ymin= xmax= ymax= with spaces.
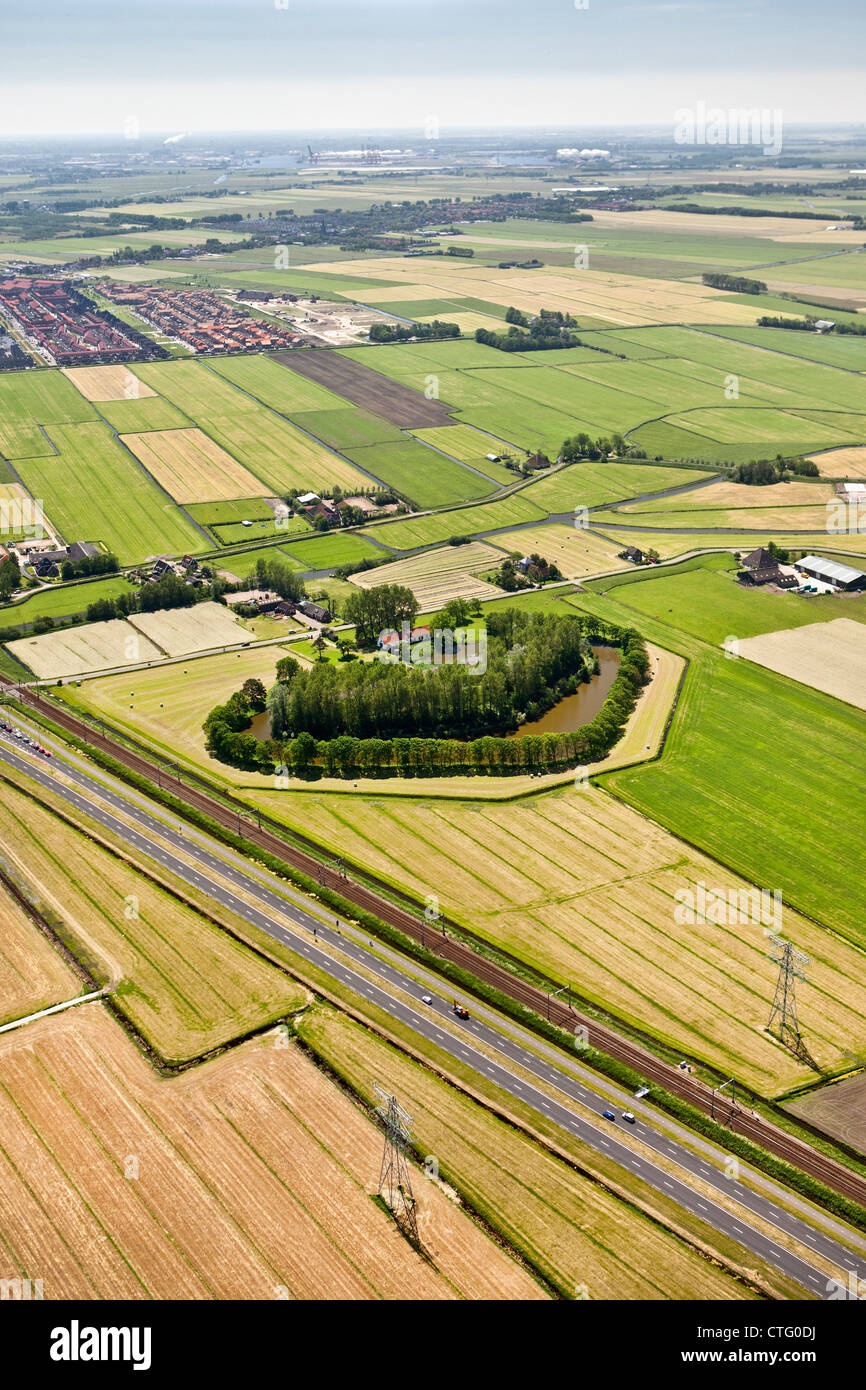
xmin=374 ymin=1082 xmax=420 ymax=1247
xmin=766 ymin=936 xmax=811 ymax=1060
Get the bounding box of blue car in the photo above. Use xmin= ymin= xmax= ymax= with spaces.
xmin=602 ymin=1110 xmax=616 ymax=1121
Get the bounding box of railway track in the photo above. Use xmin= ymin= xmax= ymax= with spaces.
xmin=5 ymin=675 xmax=866 ymax=1211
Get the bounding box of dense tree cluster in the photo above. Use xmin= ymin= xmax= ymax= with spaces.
xmin=343 ymin=583 xmax=419 ymax=645
xmin=203 ymin=613 xmax=650 ymax=779
xmin=732 ymin=455 xmax=819 ymax=485
xmin=60 ymin=552 xmax=119 ymax=582
xmin=702 ymin=273 xmax=767 ymax=295
xmin=368 ymin=320 xmax=460 ymax=343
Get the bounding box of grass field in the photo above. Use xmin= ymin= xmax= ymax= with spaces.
xmin=0 ymin=370 xmax=98 ymax=459
xmin=97 ymin=396 xmax=191 ymax=434
xmin=207 ymin=353 xmax=348 ymax=413
xmin=808 ymin=446 xmax=866 ymax=478
xmin=0 ymin=879 xmax=80 ymax=1027
xmin=292 ymin=407 xmax=404 ymax=450
xmin=584 ymin=555 xmax=866 ymax=646
xmin=0 ymin=576 xmax=137 ymax=634
xmin=121 ymin=428 xmax=268 ymax=504
xmin=344 ymin=438 xmax=496 ymax=508
xmin=299 ymin=1006 xmax=759 ymax=1300
xmin=0 ymin=1008 xmax=536 ymax=1298
xmin=14 ymin=422 xmax=205 ymax=564
xmin=350 ymin=541 xmax=506 ymax=607
xmin=364 ymin=494 xmax=547 ymax=549
xmin=618 ymin=478 xmax=834 ymax=515
xmin=0 ymin=773 xmax=304 ymax=1062
xmin=277 ymin=531 xmax=388 ymax=570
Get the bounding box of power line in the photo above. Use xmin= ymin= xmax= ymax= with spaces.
xmin=766 ymin=935 xmax=812 ymax=1062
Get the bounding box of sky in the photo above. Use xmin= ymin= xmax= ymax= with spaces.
xmin=1 ymin=0 xmax=864 ymax=138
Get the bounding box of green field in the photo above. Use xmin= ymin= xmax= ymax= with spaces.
xmin=292 ymin=407 xmax=404 ymax=450
xmin=584 ymin=553 xmax=865 ymax=645
xmin=364 ymin=493 xmax=547 ymax=549
xmin=0 ymin=576 xmax=137 ymax=633
xmin=207 ymin=353 xmax=348 ymax=413
xmin=0 ymin=371 xmax=98 ymax=459
xmin=278 ymin=531 xmax=388 ymax=569
xmin=15 ymin=422 xmax=205 ymax=564
xmin=97 ymin=396 xmax=191 ymax=434
xmin=343 ymin=438 xmax=496 ymax=508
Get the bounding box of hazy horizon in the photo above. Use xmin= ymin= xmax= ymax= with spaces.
xmin=2 ymin=0 xmax=864 ymax=140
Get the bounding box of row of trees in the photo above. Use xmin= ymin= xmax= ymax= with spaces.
xmin=368 ymin=320 xmax=460 ymax=343
xmin=84 ymin=572 xmax=210 ymax=623
xmin=702 ymin=273 xmax=767 ymax=295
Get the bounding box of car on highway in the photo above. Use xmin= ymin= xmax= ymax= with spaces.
xmin=602 ymin=1110 xmax=616 ymax=1121
xmin=420 ymin=994 xmax=433 ymax=1005
xmin=622 ymin=1111 xmax=636 ymax=1124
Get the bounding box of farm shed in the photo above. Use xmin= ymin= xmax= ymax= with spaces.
xmin=794 ymin=555 xmax=866 ymax=592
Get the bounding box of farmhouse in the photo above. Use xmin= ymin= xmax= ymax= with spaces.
xmin=740 ymin=546 xmax=777 ymax=571
xmin=794 ymin=555 xmax=866 ymax=592
xmin=619 ymin=546 xmax=644 ymax=564
xmin=298 ymin=599 xmax=331 ymax=624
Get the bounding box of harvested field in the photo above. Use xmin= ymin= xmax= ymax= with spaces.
xmin=0 ymin=878 xmax=80 ymax=1027
xmin=64 ymin=645 xmax=298 ymax=777
xmin=786 ymin=1074 xmax=866 ymax=1157
xmin=62 ymin=365 xmax=156 ymax=402
xmin=270 ymin=350 xmax=454 ymax=427
xmin=493 ymin=524 xmax=629 ymax=578
xmin=619 ymin=478 xmax=836 ymax=515
xmin=0 ymin=1008 xmax=542 ymax=1299
xmin=300 ymin=1006 xmax=756 ymax=1300
xmin=0 ymin=775 xmax=305 ymax=1061
xmin=364 ymin=493 xmax=546 ymax=550
xmin=350 ymin=541 xmax=507 ymax=609
xmin=7 ymin=619 xmax=163 ymax=679
xmin=120 ymin=428 xmax=267 ymax=504
xmin=252 ymin=782 xmax=866 ymax=1095
xmin=128 ymin=601 xmax=248 ymax=657
xmin=808 ymin=446 xmax=866 ymax=479
xmin=736 ymin=618 xmax=866 ymax=711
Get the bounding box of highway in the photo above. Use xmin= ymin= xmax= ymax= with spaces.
xmin=1 ymin=723 xmax=865 ymax=1300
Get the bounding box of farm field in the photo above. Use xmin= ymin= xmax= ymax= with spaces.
xmin=592 ymin=502 xmax=836 ymax=532
xmin=0 ymin=879 xmax=80 ymax=1028
xmin=583 ymin=527 xmax=866 ymax=561
xmin=600 ymin=643 xmax=866 ymax=953
xmin=277 ymin=531 xmax=390 ymax=570
xmin=96 ymin=395 xmax=191 ymax=434
xmin=786 ymin=1074 xmax=866 ymax=1157
xmin=343 ymin=438 xmax=495 ymax=508
xmin=307 ymin=255 xmax=764 ymax=327
xmin=808 ymin=446 xmax=866 ymax=478
xmin=8 ymin=617 xmax=164 ymax=679
xmin=120 ymin=428 xmax=267 ymax=504
xmin=0 ymin=773 xmax=304 ymax=1062
xmin=410 ymin=422 xmax=519 ymax=470
xmin=207 ymin=353 xmax=348 ymax=413
xmin=521 ymin=462 xmax=714 ymax=513
xmin=736 ymin=618 xmax=866 ymax=710
xmin=494 ymin=523 xmax=629 ymax=578
xmin=271 ymin=349 xmax=455 ymax=427
xmin=8 ymin=602 xmax=250 ymax=678
xmin=364 ymin=493 xmax=547 ymax=549
xmin=14 ymin=422 xmax=205 ymax=564
xmin=617 ymin=478 xmax=834 ymax=514
xmin=0 ymin=1008 xmax=537 ymax=1299
xmin=128 ymin=601 xmax=250 ymax=657
xmin=291 ymin=406 xmax=404 ymax=451
xmin=62 ymin=644 xmax=298 ymax=777
xmin=194 ymin=408 xmax=370 ymax=496
xmin=0 ymin=576 xmax=137 ymax=634
xmin=61 ymin=364 xmax=156 ymax=401
xmin=299 ymin=1006 xmax=759 ymax=1300
xmin=350 ymin=541 xmax=507 ymax=608
xmin=583 ymin=555 xmax=866 ymax=646
xmin=249 ymin=779 xmax=866 ymax=1094
xmin=0 ymin=369 xmax=98 ymax=459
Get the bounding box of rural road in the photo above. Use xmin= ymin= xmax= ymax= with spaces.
xmin=2 ymin=726 xmax=865 ymax=1299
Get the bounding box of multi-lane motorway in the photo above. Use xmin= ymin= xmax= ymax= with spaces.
xmin=1 ymin=722 xmax=865 ymax=1300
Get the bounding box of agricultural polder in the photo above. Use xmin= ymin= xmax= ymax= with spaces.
xmin=0 ymin=1008 xmax=537 ymax=1299
xmin=349 ymin=540 xmax=507 ymax=608
xmin=0 ymin=772 xmax=306 ymax=1062
xmin=14 ymin=421 xmax=205 ymax=564
xmin=299 ymin=1006 xmax=764 ymax=1300
xmin=247 ymin=777 xmax=866 ymax=1095
xmin=121 ymin=427 xmax=268 ymax=504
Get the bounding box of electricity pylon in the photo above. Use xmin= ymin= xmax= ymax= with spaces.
xmin=374 ymin=1082 xmax=419 ymax=1246
xmin=766 ymin=936 xmax=813 ymax=1063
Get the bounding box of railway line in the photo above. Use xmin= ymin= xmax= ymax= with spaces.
xmin=4 ymin=672 xmax=865 ymax=1213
